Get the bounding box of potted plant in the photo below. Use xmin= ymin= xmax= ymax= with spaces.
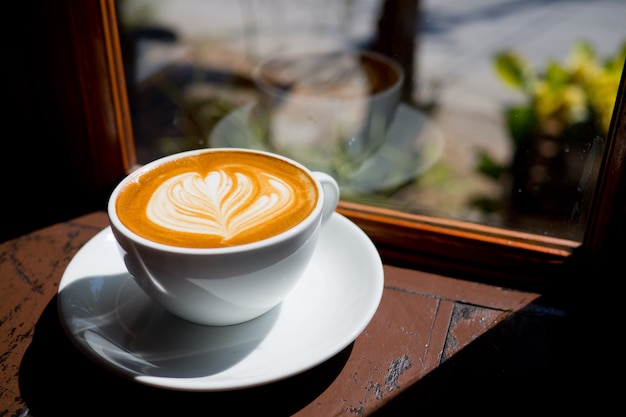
xmin=475 ymin=40 xmax=625 ymax=234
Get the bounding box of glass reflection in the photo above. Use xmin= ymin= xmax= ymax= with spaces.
xmin=116 ymin=0 xmax=625 ymax=241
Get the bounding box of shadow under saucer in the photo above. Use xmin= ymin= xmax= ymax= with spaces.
xmin=19 ymin=295 xmax=352 ymax=417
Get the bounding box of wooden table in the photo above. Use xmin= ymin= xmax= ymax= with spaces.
xmin=1 ymin=212 xmax=579 ymax=415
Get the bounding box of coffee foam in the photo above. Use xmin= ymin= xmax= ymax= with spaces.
xmin=115 ymin=151 xmax=318 ymax=248
xmin=147 ymin=170 xmax=295 ymax=240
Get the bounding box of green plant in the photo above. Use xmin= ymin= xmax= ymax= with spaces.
xmin=494 ymin=40 xmax=624 ymax=139
xmin=475 ymin=40 xmax=625 ymax=194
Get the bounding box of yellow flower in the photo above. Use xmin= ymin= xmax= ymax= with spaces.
xmin=584 ymin=65 xmax=622 ymax=134
xmin=495 ymin=40 xmax=624 ymax=138
xmin=567 ymin=41 xmax=624 ymax=134
xmin=533 ymin=81 xmax=557 ymax=122
xmin=562 ymin=84 xmax=588 ymax=123
xmin=532 ymin=81 xmax=588 ymax=130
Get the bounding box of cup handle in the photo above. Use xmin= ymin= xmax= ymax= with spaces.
xmin=312 ymin=172 xmax=340 ymax=225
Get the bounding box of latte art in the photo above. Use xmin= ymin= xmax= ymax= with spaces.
xmin=147 ymin=170 xmax=295 ymax=241
xmin=115 ymin=150 xmax=319 ymax=248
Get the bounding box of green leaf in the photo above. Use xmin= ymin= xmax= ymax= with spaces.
xmin=570 ymin=40 xmax=596 ymax=63
xmin=475 ymin=150 xmax=506 ymax=181
xmin=493 ymin=52 xmax=533 ymax=91
xmin=469 ymin=195 xmax=501 ymax=213
xmin=545 ymin=61 xmax=569 ymax=89
xmin=605 ymin=41 xmax=626 ymax=72
xmin=505 ymin=106 xmax=536 ymax=145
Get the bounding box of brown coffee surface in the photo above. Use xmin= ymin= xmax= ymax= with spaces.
xmin=116 ymin=150 xmax=318 ymax=248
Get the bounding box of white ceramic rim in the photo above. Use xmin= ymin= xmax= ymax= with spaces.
xmin=107 ymin=147 xmax=325 ymax=254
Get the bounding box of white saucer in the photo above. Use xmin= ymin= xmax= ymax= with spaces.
xmin=57 ymin=213 xmax=384 ymax=391
xmin=209 ymin=103 xmax=444 ymax=195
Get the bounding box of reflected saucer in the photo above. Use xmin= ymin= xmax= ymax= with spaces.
xmin=209 ymin=103 xmax=444 ymax=195
xmin=57 ymin=213 xmax=384 ymax=391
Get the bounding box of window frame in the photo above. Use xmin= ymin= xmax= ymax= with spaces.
xmin=61 ymin=0 xmax=626 ymax=290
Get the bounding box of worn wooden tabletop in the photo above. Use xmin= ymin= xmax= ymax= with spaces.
xmin=1 ymin=212 xmax=577 ymax=416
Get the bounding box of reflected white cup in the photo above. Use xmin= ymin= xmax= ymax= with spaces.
xmin=108 ymin=148 xmax=339 ymax=326
xmin=252 ymin=50 xmax=404 ymax=183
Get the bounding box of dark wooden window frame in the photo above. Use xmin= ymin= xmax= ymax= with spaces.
xmin=50 ymin=0 xmax=626 ymax=291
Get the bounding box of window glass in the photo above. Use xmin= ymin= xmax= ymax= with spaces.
xmin=116 ymin=0 xmax=625 ymax=242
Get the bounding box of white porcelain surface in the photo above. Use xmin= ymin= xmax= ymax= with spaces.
xmin=209 ymin=103 xmax=444 ymax=195
xmin=57 ymin=213 xmax=384 ymax=391
xmin=107 ymin=148 xmax=340 ymax=326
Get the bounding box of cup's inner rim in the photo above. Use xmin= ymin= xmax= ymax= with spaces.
xmin=252 ymin=49 xmax=405 ymax=100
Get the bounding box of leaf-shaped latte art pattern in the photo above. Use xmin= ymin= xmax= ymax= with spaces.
xmin=146 ymin=170 xmax=295 ymax=241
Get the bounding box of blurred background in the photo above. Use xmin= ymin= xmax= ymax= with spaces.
xmin=115 ymin=0 xmax=626 ymax=241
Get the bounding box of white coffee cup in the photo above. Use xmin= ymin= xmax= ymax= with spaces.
xmin=252 ymin=49 xmax=404 ymax=183
xmin=108 ymin=148 xmax=339 ymax=326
